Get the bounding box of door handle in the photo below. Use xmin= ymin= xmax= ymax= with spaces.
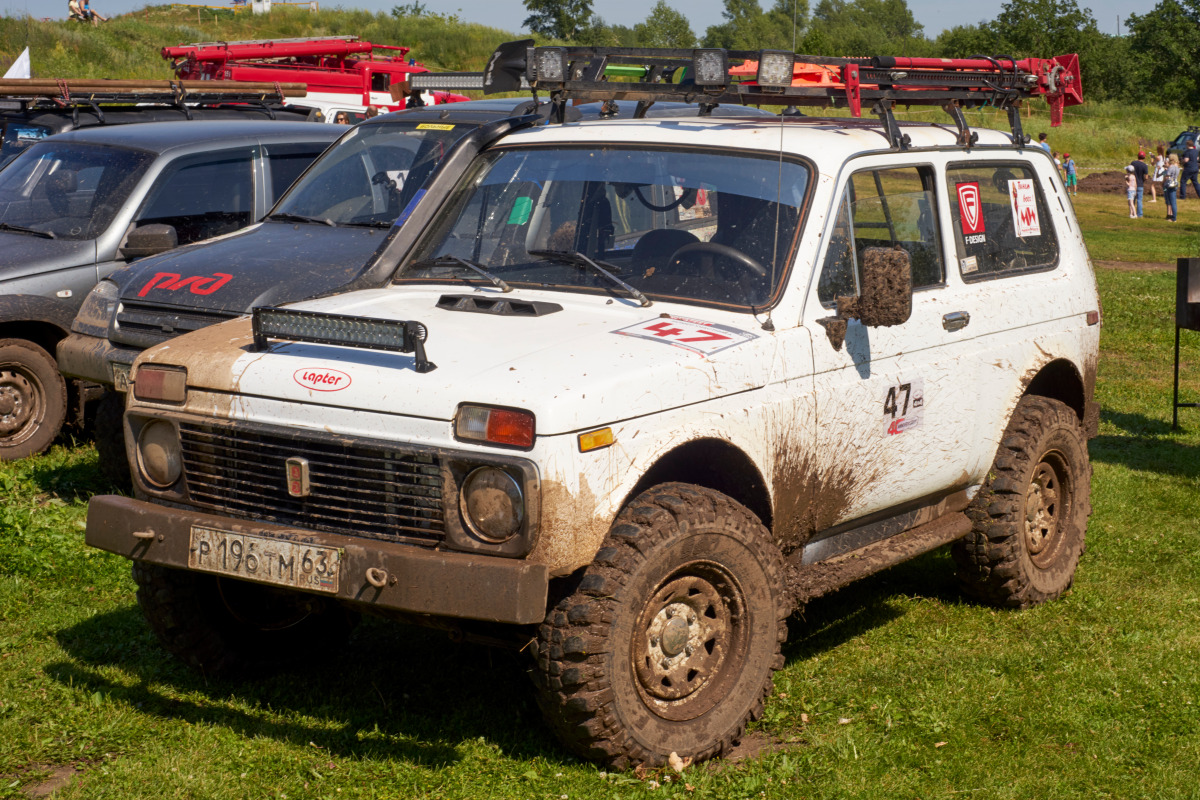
xmin=942 ymin=311 xmax=970 ymax=331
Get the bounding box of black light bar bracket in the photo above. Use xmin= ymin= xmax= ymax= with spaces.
xmin=252 ymin=307 xmax=437 ymax=373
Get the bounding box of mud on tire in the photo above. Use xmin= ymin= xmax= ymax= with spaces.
xmin=0 ymin=338 xmax=67 ymax=461
xmin=952 ymin=395 xmax=1091 ymax=609
xmin=132 ymin=561 xmax=357 ymax=679
xmin=532 ymin=483 xmax=788 ymax=769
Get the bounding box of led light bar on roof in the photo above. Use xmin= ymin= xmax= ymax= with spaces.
xmin=252 ymin=307 xmax=437 ymax=373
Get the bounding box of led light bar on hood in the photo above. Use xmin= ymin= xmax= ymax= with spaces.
xmin=252 ymin=306 xmax=437 ymax=373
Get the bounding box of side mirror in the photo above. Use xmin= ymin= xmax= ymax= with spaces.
xmin=120 ymin=224 xmax=178 ymax=260
xmin=818 ymin=246 xmax=913 ymax=350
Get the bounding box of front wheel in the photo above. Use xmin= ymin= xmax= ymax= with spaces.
xmin=533 ymin=484 xmax=787 ymax=769
xmin=0 ymin=339 xmax=67 ymax=460
xmin=133 ymin=562 xmax=357 ymax=679
xmin=952 ymin=395 xmax=1091 ymax=608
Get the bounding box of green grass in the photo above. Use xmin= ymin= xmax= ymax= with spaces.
xmin=6 ymin=264 xmax=1200 ymax=796
xmin=1068 ymin=192 xmax=1200 ymax=263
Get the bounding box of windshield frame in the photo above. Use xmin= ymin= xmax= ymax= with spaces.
xmin=393 ymin=142 xmax=815 ymax=313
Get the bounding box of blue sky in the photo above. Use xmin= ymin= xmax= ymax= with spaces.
xmin=3 ymin=0 xmax=1158 ymax=40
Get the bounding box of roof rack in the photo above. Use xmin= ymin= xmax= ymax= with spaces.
xmin=0 ymin=78 xmax=306 ymax=116
xmin=424 ymin=41 xmax=1082 ymax=149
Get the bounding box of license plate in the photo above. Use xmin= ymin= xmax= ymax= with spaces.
xmin=188 ymin=526 xmax=341 ymax=593
xmin=112 ymin=363 xmax=130 ymax=392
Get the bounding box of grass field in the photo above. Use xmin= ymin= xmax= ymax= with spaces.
xmin=2 ymin=231 xmax=1200 ymax=797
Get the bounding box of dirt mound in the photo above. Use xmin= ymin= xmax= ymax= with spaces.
xmin=1078 ymin=170 xmax=1129 ymax=194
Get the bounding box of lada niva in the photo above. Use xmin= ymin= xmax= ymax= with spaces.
xmin=85 ymin=46 xmax=1098 ymax=768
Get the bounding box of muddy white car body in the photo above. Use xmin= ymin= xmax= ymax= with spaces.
xmin=87 ymin=115 xmax=1100 ymax=767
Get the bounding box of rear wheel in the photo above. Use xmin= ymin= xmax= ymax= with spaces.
xmin=0 ymin=339 xmax=67 ymax=461
xmin=953 ymin=395 xmax=1091 ymax=608
xmin=133 ymin=562 xmax=357 ymax=679
xmin=533 ymin=483 xmax=787 ymax=769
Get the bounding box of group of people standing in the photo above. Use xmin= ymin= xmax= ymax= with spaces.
xmin=1126 ymin=141 xmax=1200 ymax=223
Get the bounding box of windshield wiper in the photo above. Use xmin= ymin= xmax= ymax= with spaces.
xmin=528 ymin=249 xmax=651 ymax=308
xmin=266 ymin=212 xmax=336 ymax=227
xmin=343 ymin=220 xmax=392 ymax=229
xmin=0 ymin=222 xmax=54 ymax=239
xmin=417 ymin=255 xmax=512 ymax=293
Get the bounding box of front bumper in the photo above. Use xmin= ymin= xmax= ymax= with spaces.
xmin=57 ymin=332 xmax=139 ymax=387
xmin=86 ymin=495 xmax=550 ymax=625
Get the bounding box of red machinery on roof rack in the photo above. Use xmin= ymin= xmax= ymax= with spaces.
xmin=162 ymin=35 xmax=469 ymax=111
xmin=445 ymin=41 xmax=1082 ymax=149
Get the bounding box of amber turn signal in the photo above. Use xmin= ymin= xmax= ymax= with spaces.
xmin=456 ymin=405 xmax=535 ymax=449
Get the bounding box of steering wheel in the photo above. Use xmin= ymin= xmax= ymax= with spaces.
xmin=634 ymin=185 xmax=697 ymax=212
xmin=670 ymin=241 xmax=769 ymax=278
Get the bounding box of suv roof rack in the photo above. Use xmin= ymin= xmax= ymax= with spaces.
xmin=417 ymin=41 xmax=1082 ymax=149
xmin=0 ymin=78 xmax=306 ymax=114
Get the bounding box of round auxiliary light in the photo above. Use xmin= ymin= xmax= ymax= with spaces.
xmin=460 ymin=467 xmax=524 ymax=543
xmin=137 ymin=419 xmax=182 ymax=488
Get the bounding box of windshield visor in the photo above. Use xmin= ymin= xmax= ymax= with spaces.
xmin=398 ymin=145 xmax=811 ymax=309
xmin=0 ymin=141 xmax=153 ymax=240
xmin=272 ymin=121 xmax=469 ymax=227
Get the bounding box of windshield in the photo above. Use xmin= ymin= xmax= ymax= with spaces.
xmin=0 ymin=141 xmax=153 ymax=240
xmin=272 ymin=121 xmax=469 ymax=227
xmin=1 ymin=122 xmax=53 ymax=167
xmin=397 ymin=145 xmax=810 ymax=309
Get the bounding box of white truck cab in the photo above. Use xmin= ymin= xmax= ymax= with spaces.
xmin=86 ymin=45 xmax=1098 ymax=769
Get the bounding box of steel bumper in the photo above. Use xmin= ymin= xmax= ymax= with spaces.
xmin=86 ymin=495 xmax=550 ymax=625
xmin=57 ymin=332 xmax=138 ymax=386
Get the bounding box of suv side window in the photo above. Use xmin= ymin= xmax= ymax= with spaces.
xmin=818 ymin=166 xmax=942 ymax=304
xmin=945 ymin=162 xmax=1058 ymax=280
xmin=136 ymin=150 xmax=254 ymax=245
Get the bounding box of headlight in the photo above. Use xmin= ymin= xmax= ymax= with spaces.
xmin=459 ymin=466 xmax=524 ymax=543
xmin=71 ymin=280 xmax=120 ymax=335
xmin=137 ymin=420 xmax=182 ymax=488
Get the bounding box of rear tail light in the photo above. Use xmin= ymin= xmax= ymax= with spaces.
xmin=455 ymin=405 xmax=535 ymax=449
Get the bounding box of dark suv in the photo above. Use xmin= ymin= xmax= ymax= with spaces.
xmin=0 ymin=120 xmax=339 ymax=460
xmin=57 ymin=98 xmax=772 ymax=480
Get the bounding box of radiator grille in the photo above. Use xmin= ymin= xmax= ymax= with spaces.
xmin=178 ymin=422 xmax=445 ymax=545
xmin=113 ymin=301 xmax=239 ymax=347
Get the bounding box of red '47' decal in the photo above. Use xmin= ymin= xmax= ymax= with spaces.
xmin=138 ymin=272 xmax=232 ymax=297
xmin=614 ymin=317 xmax=758 ymax=356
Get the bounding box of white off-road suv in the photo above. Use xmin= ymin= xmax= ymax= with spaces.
xmin=86 ymin=46 xmax=1097 ymax=768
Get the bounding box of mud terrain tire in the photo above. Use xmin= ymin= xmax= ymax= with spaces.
xmin=133 ymin=561 xmax=356 ymax=678
xmin=94 ymin=390 xmax=132 ymax=490
xmin=953 ymin=395 xmax=1091 ymax=608
xmin=0 ymin=339 xmax=66 ymax=461
xmin=533 ymin=483 xmax=788 ymax=769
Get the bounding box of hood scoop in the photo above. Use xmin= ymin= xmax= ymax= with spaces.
xmin=436 ymin=294 xmax=562 ymax=317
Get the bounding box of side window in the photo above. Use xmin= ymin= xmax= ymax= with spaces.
xmin=265 ymin=143 xmax=327 ymax=202
xmin=945 ymin=162 xmax=1058 ymax=279
xmin=817 ymin=166 xmax=942 ymax=304
xmin=136 ymin=150 xmax=254 ymax=245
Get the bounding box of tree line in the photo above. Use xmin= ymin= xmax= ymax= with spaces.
xmin=505 ymin=0 xmax=1200 ymax=111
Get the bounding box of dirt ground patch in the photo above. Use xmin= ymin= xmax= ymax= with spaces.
xmin=1079 ymin=170 xmax=1134 ymax=195
xmin=1094 ymin=259 xmax=1172 ymax=272
xmin=10 ymin=763 xmax=80 ymax=798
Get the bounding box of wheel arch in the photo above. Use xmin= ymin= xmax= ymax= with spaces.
xmin=1022 ymin=358 xmax=1086 ymax=424
xmin=620 ymin=437 xmax=773 ymax=530
xmin=0 ymin=294 xmax=74 ymax=355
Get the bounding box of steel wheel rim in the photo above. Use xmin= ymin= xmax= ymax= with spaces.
xmin=631 ymin=561 xmax=749 ymax=721
xmin=0 ymin=363 xmax=46 ymax=446
xmin=1024 ymin=451 xmax=1069 ymax=569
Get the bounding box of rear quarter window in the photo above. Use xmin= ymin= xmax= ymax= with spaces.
xmin=945 ymin=162 xmax=1058 ymax=280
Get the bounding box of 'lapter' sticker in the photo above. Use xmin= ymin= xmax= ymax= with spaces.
xmin=614 ymin=315 xmax=758 ymax=357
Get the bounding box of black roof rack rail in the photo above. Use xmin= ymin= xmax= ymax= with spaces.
xmin=0 ymin=79 xmax=306 ymax=111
